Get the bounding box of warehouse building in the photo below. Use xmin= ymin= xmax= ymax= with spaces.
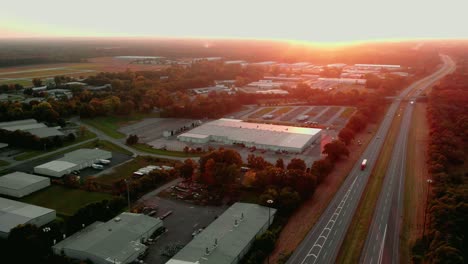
xmin=167 ymin=202 xmax=276 ymax=264
xmin=53 ymin=212 xmax=163 ymax=264
xmin=0 ymin=119 xmax=63 ymax=139
xmin=0 ymin=172 xmax=50 ymax=198
xmin=178 ymin=118 xmax=321 ymax=153
xmin=0 ymin=197 xmax=56 ymax=238
xmin=34 ymin=148 xmax=112 ymax=177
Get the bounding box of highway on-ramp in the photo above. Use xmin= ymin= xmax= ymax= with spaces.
xmin=287 ymin=55 xmax=454 ymax=264
xmin=360 ymin=55 xmax=455 ymax=264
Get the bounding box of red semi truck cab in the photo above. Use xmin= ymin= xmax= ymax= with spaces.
xmin=361 ymin=159 xmax=367 ymax=170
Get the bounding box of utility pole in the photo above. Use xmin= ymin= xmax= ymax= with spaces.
xmin=124 ymin=179 xmax=131 ymax=211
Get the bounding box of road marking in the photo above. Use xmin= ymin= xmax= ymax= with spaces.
xmin=378 ymin=225 xmax=388 ymax=264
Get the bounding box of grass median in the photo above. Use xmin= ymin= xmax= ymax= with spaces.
xmin=336 ymin=105 xmax=404 ymax=264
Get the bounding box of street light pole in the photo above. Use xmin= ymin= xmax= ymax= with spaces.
xmin=124 ymin=179 xmax=131 ymax=211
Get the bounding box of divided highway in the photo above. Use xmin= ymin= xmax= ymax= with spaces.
xmin=287 ymin=55 xmax=454 ymax=264
xmin=360 ymin=55 xmax=455 ymax=264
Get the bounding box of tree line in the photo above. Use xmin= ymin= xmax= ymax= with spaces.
xmin=411 ymin=64 xmax=468 ymax=264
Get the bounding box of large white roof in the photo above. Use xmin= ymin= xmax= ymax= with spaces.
xmin=0 ymin=197 xmax=55 ymax=234
xmin=0 ymin=172 xmax=49 ymax=190
xmin=35 ymin=160 xmax=77 ymax=172
xmin=179 ymin=118 xmax=321 ymax=149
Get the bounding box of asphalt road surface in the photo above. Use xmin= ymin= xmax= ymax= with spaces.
xmin=360 ymin=55 xmax=455 ymax=264
xmin=287 ymin=55 xmax=454 ymax=264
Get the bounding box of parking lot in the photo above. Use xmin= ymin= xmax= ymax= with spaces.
xmin=142 ymin=195 xmax=227 ymax=264
xmin=240 ymin=105 xmax=355 ymax=129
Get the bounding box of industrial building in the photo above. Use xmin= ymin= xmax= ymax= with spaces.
xmin=34 ymin=148 xmax=112 ymax=177
xmin=0 ymin=172 xmax=50 ymax=198
xmin=0 ymin=119 xmax=63 ymax=139
xmin=178 ymin=118 xmax=321 ymax=153
xmin=167 ymin=202 xmax=276 ymax=264
xmin=0 ymin=197 xmax=56 ymax=238
xmin=52 ymin=212 xmax=163 ymax=264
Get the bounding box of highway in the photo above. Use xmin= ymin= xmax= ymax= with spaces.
xmin=360 ymin=55 xmax=455 ymax=264
xmin=287 ymin=55 xmax=454 ymax=264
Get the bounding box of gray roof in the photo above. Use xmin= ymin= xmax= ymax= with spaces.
xmin=53 ymin=213 xmax=163 ymax=263
xmin=168 ymin=203 xmax=276 ymax=264
xmin=0 ymin=197 xmax=55 ymax=234
xmin=27 ymin=127 xmax=64 ymax=138
xmin=0 ymin=119 xmax=63 ymax=138
xmin=0 ymin=172 xmax=49 ymax=190
xmin=60 ymin=148 xmax=111 ymax=164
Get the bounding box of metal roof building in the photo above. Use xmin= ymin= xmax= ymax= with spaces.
xmin=0 ymin=197 xmax=56 ymax=238
xmin=52 ymin=212 xmax=163 ymax=264
xmin=34 ymin=148 xmax=112 ymax=177
xmin=178 ymin=119 xmax=321 ymax=153
xmin=0 ymin=119 xmax=63 ymax=138
xmin=167 ymin=203 xmax=276 ymax=264
xmin=0 ymin=172 xmax=50 ymax=198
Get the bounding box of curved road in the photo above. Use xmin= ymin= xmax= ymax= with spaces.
xmin=360 ymin=55 xmax=455 ymax=264
xmin=287 ymin=55 xmax=454 ymax=264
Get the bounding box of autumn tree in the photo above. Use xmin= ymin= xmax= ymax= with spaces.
xmin=323 ymin=140 xmax=350 ymax=161
xmin=179 ymin=159 xmax=198 ymax=180
xmin=286 ymin=158 xmax=307 ymax=171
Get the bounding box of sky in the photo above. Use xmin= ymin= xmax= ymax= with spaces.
xmin=0 ymin=0 xmax=467 ymax=43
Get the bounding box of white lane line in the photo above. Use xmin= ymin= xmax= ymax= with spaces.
xmin=378 ymin=225 xmax=388 ymax=264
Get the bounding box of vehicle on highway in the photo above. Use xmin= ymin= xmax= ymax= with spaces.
xmin=410 ymin=100 xmax=415 ymax=104
xmin=361 ymin=159 xmax=367 ymax=170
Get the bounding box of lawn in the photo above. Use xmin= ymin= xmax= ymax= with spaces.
xmin=132 ymin=143 xmax=202 ymax=157
xmin=20 ymin=185 xmax=114 ymax=216
xmin=82 ymin=113 xmax=161 ymax=139
xmin=14 ymin=130 xmax=97 ymax=161
xmin=248 ymin=107 xmax=276 ymax=118
xmin=91 ymin=156 xmax=180 ymax=186
xmin=400 ymin=103 xmax=430 ymax=263
xmin=336 ymin=107 xmax=403 ymax=264
xmin=0 ymin=79 xmax=32 ymax=86
xmin=0 ymin=160 xmax=10 ymax=167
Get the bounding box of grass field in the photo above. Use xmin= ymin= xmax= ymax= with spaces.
xmin=248 ymin=107 xmax=276 ymax=118
xmin=340 ymin=107 xmax=356 ymax=118
xmin=91 ymin=156 xmax=179 ymax=185
xmin=0 ymin=160 xmax=10 ymax=167
xmin=20 ymin=185 xmax=113 ymax=216
xmin=132 ymin=143 xmax=202 ymax=157
xmin=336 ymin=107 xmax=404 ymax=264
xmin=83 ymin=113 xmax=161 ymax=139
xmin=14 ymin=130 xmax=97 ymax=161
xmin=401 ymin=103 xmax=429 ymax=263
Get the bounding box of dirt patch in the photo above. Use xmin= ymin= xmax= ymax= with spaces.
xmin=268 ymin=122 xmax=380 ymax=263
xmin=400 ymin=103 xmax=430 ymax=262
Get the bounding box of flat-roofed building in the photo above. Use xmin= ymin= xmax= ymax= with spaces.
xmin=0 ymin=197 xmax=56 ymax=238
xmin=52 ymin=212 xmax=163 ymax=264
xmin=0 ymin=119 xmax=63 ymax=139
xmin=0 ymin=172 xmax=50 ymax=198
xmin=34 ymin=148 xmax=112 ymax=177
xmin=178 ymin=118 xmax=321 ymax=153
xmin=167 ymin=203 xmax=276 ymax=264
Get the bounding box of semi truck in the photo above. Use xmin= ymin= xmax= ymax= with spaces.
xmin=361 ymin=159 xmax=367 ymax=170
